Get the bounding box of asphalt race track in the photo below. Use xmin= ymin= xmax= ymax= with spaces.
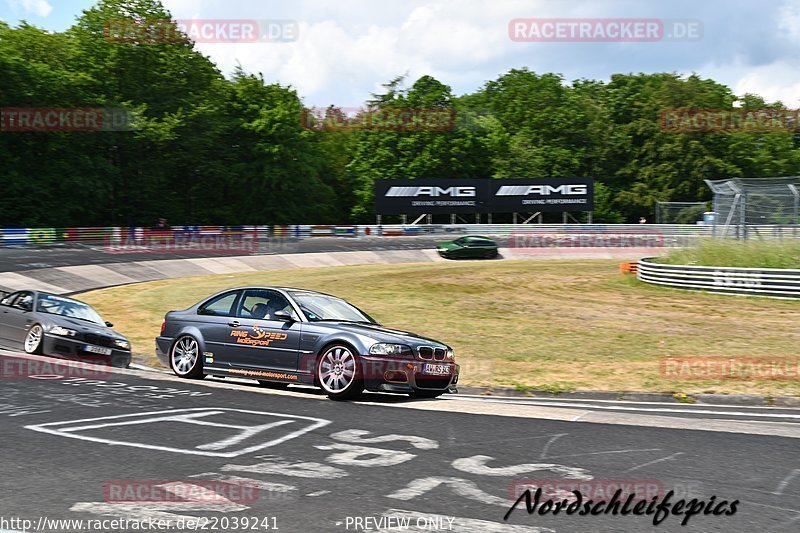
xmin=0 ymin=237 xmax=453 ymax=273
xmin=1 ymin=351 xmax=798 ymax=533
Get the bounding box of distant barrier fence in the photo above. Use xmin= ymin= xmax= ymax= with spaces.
xmin=0 ymin=224 xmax=718 ymax=247
xmin=637 ymin=258 xmax=800 ymax=300
xmin=5 ymin=223 xmax=800 ymax=247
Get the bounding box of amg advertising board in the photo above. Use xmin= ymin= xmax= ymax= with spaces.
xmin=488 ymin=177 xmax=594 ymax=213
xmin=374 ymin=178 xmax=594 ymax=215
xmin=374 ymin=179 xmax=489 ymax=215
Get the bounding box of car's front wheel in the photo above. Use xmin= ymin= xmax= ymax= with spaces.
xmin=170 ymin=335 xmax=204 ymax=379
xmin=24 ymin=324 xmax=44 ymax=354
xmin=317 ymin=344 xmax=363 ymax=400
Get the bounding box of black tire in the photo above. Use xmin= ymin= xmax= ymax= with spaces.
xmin=258 ymin=380 xmax=290 ymax=389
xmin=410 ymin=389 xmax=445 ymax=399
xmin=169 ymin=335 xmax=204 ymax=379
xmin=316 ymin=344 xmax=363 ymax=400
xmin=24 ymin=324 xmax=44 ymax=355
xmin=485 ymin=250 xmax=498 ymax=259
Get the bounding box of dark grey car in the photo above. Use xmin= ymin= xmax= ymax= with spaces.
xmin=155 ymin=287 xmax=460 ymax=400
xmin=0 ymin=290 xmax=131 ymax=367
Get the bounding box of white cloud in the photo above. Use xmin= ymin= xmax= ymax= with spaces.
xmin=6 ymin=0 xmax=53 ymax=17
xmin=162 ymin=0 xmax=800 ymax=108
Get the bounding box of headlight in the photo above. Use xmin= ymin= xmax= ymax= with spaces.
xmin=369 ymin=343 xmax=412 ymax=357
xmin=113 ymin=339 xmax=131 ymax=350
xmin=446 ymin=347 xmax=455 ymax=361
xmin=49 ymin=326 xmax=76 ymax=337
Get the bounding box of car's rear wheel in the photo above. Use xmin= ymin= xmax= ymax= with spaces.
xmin=170 ymin=335 xmax=203 ymax=379
xmin=24 ymin=324 xmax=44 ymax=354
xmin=410 ymin=389 xmax=445 ymax=399
xmin=317 ymin=344 xmax=363 ymax=400
xmin=484 ymin=250 xmax=497 ymax=258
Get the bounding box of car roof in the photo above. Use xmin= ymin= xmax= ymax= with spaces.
xmin=219 ymin=287 xmax=336 ymax=298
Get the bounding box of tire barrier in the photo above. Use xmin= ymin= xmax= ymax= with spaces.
xmin=637 ymin=258 xmax=800 ymax=300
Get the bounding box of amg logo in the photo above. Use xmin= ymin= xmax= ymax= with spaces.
xmin=496 ymin=185 xmax=588 ymax=196
xmin=386 ymin=186 xmax=476 ymax=198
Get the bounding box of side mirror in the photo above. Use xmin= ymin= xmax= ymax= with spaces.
xmin=272 ymin=310 xmax=294 ymax=322
xmin=105 ymin=321 xmax=114 ymax=328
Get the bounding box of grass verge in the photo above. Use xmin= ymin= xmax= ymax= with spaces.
xmin=655 ymin=239 xmax=800 ymax=269
xmin=80 ymin=259 xmax=800 ymax=396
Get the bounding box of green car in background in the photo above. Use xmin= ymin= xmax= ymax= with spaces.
xmin=437 ymin=235 xmax=499 ymax=259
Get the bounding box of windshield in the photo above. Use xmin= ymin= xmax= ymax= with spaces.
xmin=290 ymin=292 xmax=375 ymax=323
xmin=36 ymin=294 xmax=105 ymax=326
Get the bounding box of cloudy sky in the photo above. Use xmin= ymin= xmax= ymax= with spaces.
xmin=2 ymin=0 xmax=800 ymax=107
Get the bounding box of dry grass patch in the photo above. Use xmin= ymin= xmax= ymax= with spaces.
xmin=80 ymin=260 xmax=800 ymax=396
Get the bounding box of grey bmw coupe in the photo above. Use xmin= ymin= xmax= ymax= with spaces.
xmin=0 ymin=290 xmax=131 ymax=367
xmin=156 ymin=287 xmax=460 ymax=400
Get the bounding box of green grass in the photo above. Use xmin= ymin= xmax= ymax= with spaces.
xmin=79 ymin=259 xmax=800 ymax=397
xmin=656 ymin=239 xmax=800 ymax=269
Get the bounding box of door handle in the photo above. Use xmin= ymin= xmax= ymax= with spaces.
xmin=228 ymin=321 xmax=240 ymax=327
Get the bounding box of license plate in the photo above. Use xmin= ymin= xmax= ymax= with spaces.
xmin=422 ymin=364 xmax=451 ymax=375
xmin=84 ymin=345 xmax=112 ymax=356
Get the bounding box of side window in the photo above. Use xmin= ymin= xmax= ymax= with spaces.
xmin=454 ymin=238 xmax=466 ymax=246
xmin=13 ymin=292 xmax=33 ymax=310
xmin=238 ymin=290 xmax=291 ymax=320
xmin=198 ymin=291 xmax=240 ymax=317
xmin=0 ymin=291 xmax=19 ymax=306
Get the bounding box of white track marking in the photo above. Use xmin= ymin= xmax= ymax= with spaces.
xmin=452 ymin=455 xmax=593 ymax=479
xmin=773 ymin=469 xmax=800 ymax=496
xmin=626 ymin=452 xmax=685 ymax=473
xmin=358 ymin=509 xmax=556 ymax=533
xmin=315 ymin=443 xmax=416 ymax=467
xmin=539 ymin=434 xmax=567 ymax=459
xmin=70 ymin=502 xmax=248 ymax=523
xmin=445 ymin=396 xmax=800 ymax=419
xmin=221 ymin=456 xmax=349 ymax=478
xmin=24 ymin=408 xmax=329 ymax=457
xmin=543 ymin=448 xmax=662 ymax=460
xmin=329 ymin=429 xmax=439 ymax=449
xmin=386 ymin=477 xmax=509 ymax=507
xmin=189 ymin=472 xmax=297 ymax=494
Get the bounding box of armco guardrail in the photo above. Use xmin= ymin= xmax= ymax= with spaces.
xmin=0 ymin=224 xmax=715 ymax=247
xmin=6 ymin=223 xmax=800 ymax=247
xmin=637 ymin=258 xmax=800 ymax=300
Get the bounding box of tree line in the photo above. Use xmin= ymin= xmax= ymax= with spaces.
xmin=2 ymin=0 xmax=799 ymax=227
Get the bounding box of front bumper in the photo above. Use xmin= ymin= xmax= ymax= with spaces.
xmin=43 ymin=333 xmax=131 ymax=368
xmin=360 ymin=355 xmax=459 ymax=393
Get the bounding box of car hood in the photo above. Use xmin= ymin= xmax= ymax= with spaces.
xmin=312 ymin=321 xmax=448 ymax=347
xmin=47 ymin=316 xmax=127 ymax=340
xmin=437 ymin=241 xmax=460 ymax=250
